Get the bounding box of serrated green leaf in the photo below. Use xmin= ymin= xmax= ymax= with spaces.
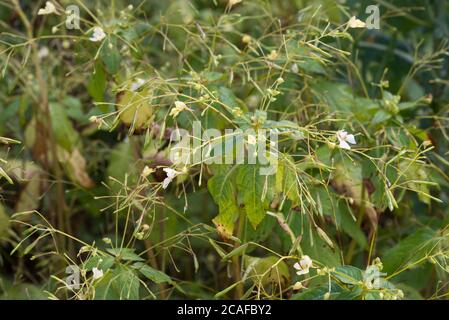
xmin=236 ymin=165 xmax=270 ymax=228
xmin=382 ymin=228 xmax=438 ymax=274
xmin=208 ymin=168 xmax=239 ymax=237
xmin=106 ymin=248 xmax=144 ymax=262
xmin=49 ymin=103 xmax=80 ymax=151
xmin=133 ymin=262 xmax=173 ymax=284
xmin=94 ymin=267 xmax=140 ymax=300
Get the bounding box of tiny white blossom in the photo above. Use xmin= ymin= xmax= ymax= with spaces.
xmin=293 ymin=281 xmax=306 ymax=290
xmin=89 ymin=115 xmax=101 ymax=124
xmin=293 ymin=255 xmax=313 ymax=275
xmin=291 ymin=63 xmax=299 ymax=73
xmin=276 ymin=77 xmax=284 ymax=85
xmin=38 ymin=1 xmax=57 ymax=15
xmin=130 ymin=78 xmax=146 ymax=91
xmin=348 ymin=16 xmax=366 ymax=28
xmin=170 ymin=101 xmax=192 ymax=118
xmin=89 ymin=27 xmax=106 ymax=42
xmin=162 ymin=168 xmax=179 ymax=189
xmin=38 ymin=47 xmax=49 ymax=59
xmin=336 ymin=130 xmax=356 ymax=150
xmin=92 ymin=267 xmax=103 ymax=280
xmin=247 ymin=134 xmax=257 ymax=145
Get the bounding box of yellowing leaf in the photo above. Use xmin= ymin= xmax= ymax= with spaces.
xmin=60 ymin=148 xmax=94 ymax=188
xmin=276 ymin=155 xmax=300 ymax=204
xmin=208 ymin=169 xmax=239 ymax=238
xmin=116 ymin=89 xmax=154 ymax=130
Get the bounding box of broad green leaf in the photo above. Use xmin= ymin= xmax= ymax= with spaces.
xmin=106 ymin=248 xmax=144 ymax=262
xmin=133 ymin=262 xmax=173 ymax=284
xmin=0 ymin=282 xmax=46 ymax=300
xmin=293 ymin=212 xmax=342 ymax=266
xmin=107 ymin=140 xmax=138 ymax=194
xmin=336 ymin=203 xmax=368 ymax=249
xmin=332 ymin=265 xmax=363 ymax=285
xmin=236 ymin=165 xmax=271 ymax=228
xmin=94 ymin=267 xmax=140 ymax=300
xmin=276 ymin=155 xmax=300 ymax=204
xmin=382 ymin=228 xmax=438 ymax=274
xmin=243 ymin=255 xmax=290 ymax=286
xmin=84 ymin=255 xmax=115 ymax=271
xmin=87 ymin=62 xmax=106 ymax=103
xmin=101 ymin=38 xmax=120 ymax=75
xmin=49 ymin=103 xmax=80 ymax=151
xmin=218 ymin=86 xmax=239 ymax=109
xmin=208 ymin=168 xmax=239 ymax=237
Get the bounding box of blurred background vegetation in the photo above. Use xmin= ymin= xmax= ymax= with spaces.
xmin=0 ymin=0 xmax=448 ymax=300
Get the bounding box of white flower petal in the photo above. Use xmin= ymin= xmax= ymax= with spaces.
xmin=38 ymin=2 xmax=57 ymax=15
xmin=92 ymin=267 xmax=103 ymax=280
xmin=348 ymin=16 xmax=366 ymax=28
xmin=247 ymin=134 xmax=257 ymax=145
xmin=296 ymin=268 xmax=309 ymax=276
xmin=163 ymin=168 xmax=178 ymax=179
xmin=162 ymin=177 xmax=172 ymax=189
xmin=300 ymin=255 xmax=312 ymax=269
xmin=38 ymin=47 xmax=49 ymax=59
xmin=339 ymin=140 xmax=351 ymax=150
xmin=346 ymin=134 xmax=356 ymax=144
xmin=170 ymin=101 xmax=191 ymax=118
xmin=162 ymin=168 xmax=179 ymax=189
xmin=130 ymin=78 xmax=145 ymax=91
xmin=174 ymin=101 xmax=187 ymax=110
xmin=291 ymin=63 xmax=299 ymax=73
xmin=89 ymin=27 xmax=106 ymax=42
xmin=337 ymin=130 xmax=347 ymax=140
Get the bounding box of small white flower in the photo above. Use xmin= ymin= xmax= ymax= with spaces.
xmin=293 ymin=255 xmax=313 ymax=275
xmin=92 ymin=267 xmax=103 ymax=280
xmin=162 ymin=168 xmax=179 ymax=189
xmin=38 ymin=1 xmax=57 ymax=15
xmin=130 ymin=78 xmax=145 ymax=91
xmin=293 ymin=281 xmax=306 ymax=290
xmin=348 ymin=16 xmax=366 ymax=28
xmin=89 ymin=27 xmax=106 ymax=42
xmin=89 ymin=115 xmax=101 ymax=124
xmin=169 ymin=101 xmax=192 ymax=118
xmin=275 ymin=77 xmax=284 ymax=85
xmin=247 ymin=134 xmax=257 ymax=145
xmin=38 ymin=47 xmax=49 ymax=59
xmin=336 ymin=130 xmax=356 ymax=150
xmin=291 ymin=63 xmax=299 ymax=73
